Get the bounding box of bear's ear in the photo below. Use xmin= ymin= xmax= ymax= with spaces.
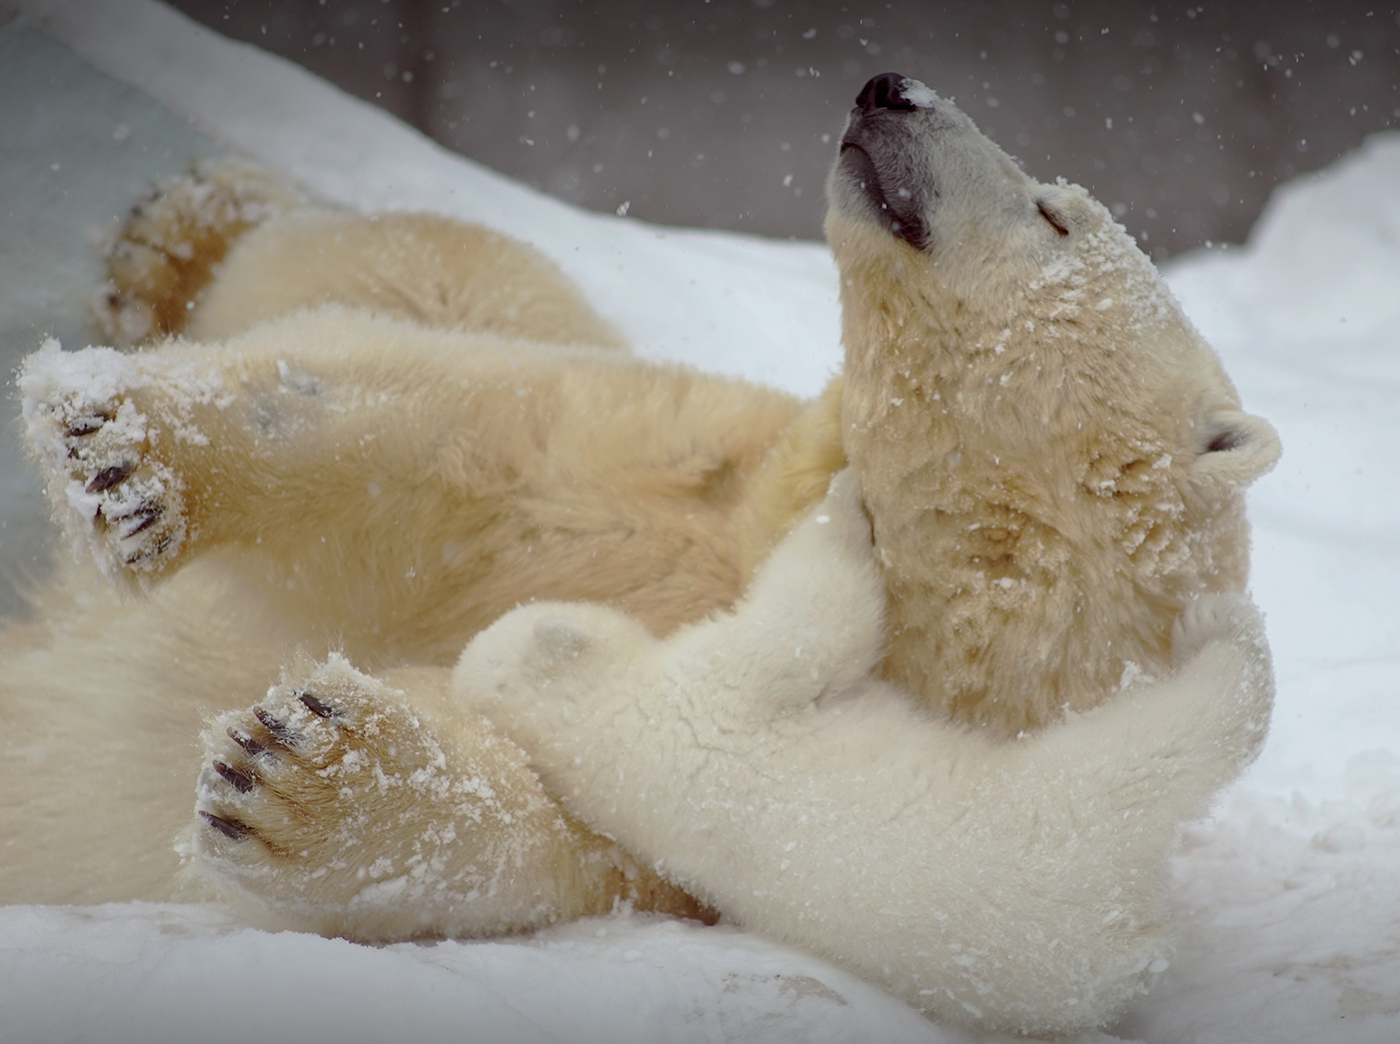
xmin=1193 ymin=409 xmax=1281 ymax=489
xmin=1035 ymin=182 xmax=1096 ymax=237
xmin=532 ymin=616 xmax=593 ymax=661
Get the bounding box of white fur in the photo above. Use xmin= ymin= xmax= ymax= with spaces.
xmin=2 ymin=81 xmax=1281 ymax=1039
xmin=455 ymin=471 xmax=1274 ymax=1037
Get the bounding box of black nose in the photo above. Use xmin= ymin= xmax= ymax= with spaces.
xmin=855 ymin=72 xmax=918 ymax=113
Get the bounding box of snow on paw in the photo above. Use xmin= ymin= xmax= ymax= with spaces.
xmin=97 ymin=159 xmax=299 ymax=345
xmin=19 ymin=341 xmax=188 ymax=578
xmin=193 ymin=654 xmax=530 ymax=933
xmin=196 ymin=656 xmax=426 ymax=902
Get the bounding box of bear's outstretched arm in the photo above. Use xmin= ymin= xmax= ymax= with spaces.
xmin=20 ymin=312 xmax=808 ymax=664
xmin=21 ymin=327 xmax=485 ymax=591
xmin=188 ymin=210 xmax=629 ymax=350
xmin=455 ymin=469 xmax=885 ymax=760
xmin=20 ymin=320 xmax=595 ymax=598
xmin=21 ymin=318 xmax=580 ymax=630
xmin=97 ymin=163 xmax=627 ymax=351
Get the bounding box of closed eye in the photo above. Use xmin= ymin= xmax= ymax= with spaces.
xmin=1036 ymin=199 xmax=1070 ymax=236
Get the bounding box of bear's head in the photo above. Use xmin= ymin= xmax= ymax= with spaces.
xmin=824 ymin=74 xmax=1279 ymax=734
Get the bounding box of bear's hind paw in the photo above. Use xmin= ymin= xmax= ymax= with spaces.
xmin=97 ymin=159 xmax=298 ymax=346
xmin=196 ymin=673 xmax=371 ymax=868
xmin=20 ymin=342 xmax=189 ymax=579
xmin=193 ymin=656 xmax=495 ymax=923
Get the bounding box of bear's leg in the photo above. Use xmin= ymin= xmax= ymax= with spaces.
xmin=21 ymin=330 xmax=501 ymax=598
xmin=188 ymin=211 xmax=629 ymax=349
xmin=194 ymin=656 xmax=709 ymax=941
xmin=15 ymin=338 xmax=316 ymax=585
xmin=97 ymin=160 xmax=299 ymax=346
xmin=98 ymin=162 xmax=626 ymax=350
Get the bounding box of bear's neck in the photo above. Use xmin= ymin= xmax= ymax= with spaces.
xmin=838 ymin=271 xmax=1178 ymax=738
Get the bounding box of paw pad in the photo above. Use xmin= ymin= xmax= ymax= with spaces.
xmin=97 ymin=160 xmax=299 ymax=346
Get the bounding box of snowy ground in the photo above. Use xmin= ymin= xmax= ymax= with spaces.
xmin=2 ymin=2 xmax=1398 ymax=1043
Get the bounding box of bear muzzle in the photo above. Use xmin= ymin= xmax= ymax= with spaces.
xmin=831 ymin=73 xmax=937 ymax=251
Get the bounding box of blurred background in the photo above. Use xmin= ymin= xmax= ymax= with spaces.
xmin=162 ymin=1 xmax=1399 ymax=258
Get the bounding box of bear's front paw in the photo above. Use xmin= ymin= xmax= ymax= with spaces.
xmin=1169 ymin=593 xmax=1274 ymax=766
xmin=19 ymin=342 xmax=189 ymax=577
xmin=455 ymin=601 xmax=645 ymax=750
xmin=1170 ymin=592 xmax=1264 ymax=669
xmin=809 ymin=468 xmax=876 ymax=562
xmin=98 ymin=159 xmax=298 ymax=346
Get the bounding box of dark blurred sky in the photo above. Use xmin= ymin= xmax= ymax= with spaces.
xmin=171 ymin=0 xmax=1399 ymax=259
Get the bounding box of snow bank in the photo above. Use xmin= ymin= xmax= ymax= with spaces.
xmin=0 ymin=904 xmax=960 ymax=1044
xmin=1123 ymin=130 xmax=1400 ymax=1044
xmin=3 ymin=0 xmax=1398 ymax=1041
xmin=13 ymin=0 xmax=842 ymax=400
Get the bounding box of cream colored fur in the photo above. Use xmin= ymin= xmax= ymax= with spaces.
xmin=19 ymin=313 xmax=810 ymax=655
xmin=1 ymin=76 xmax=1279 ymax=1032
xmin=825 ymin=101 xmax=1280 ymax=734
xmin=6 ymin=307 xmax=804 ymax=918
xmin=455 ymin=471 xmax=1274 ymax=1037
xmin=189 ymin=210 xmax=629 ymax=351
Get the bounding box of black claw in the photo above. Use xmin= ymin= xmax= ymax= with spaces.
xmin=121 ymin=508 xmax=161 ymax=537
xmin=86 ymin=462 xmax=134 ymax=494
xmin=199 ymin=810 xmax=251 ymax=841
xmin=213 ymin=760 xmax=255 ymax=793
xmin=254 ymin=706 xmax=295 ymax=747
xmin=226 ymin=727 xmax=266 ymax=758
xmin=298 ymin=692 xmax=334 ymax=718
xmin=65 ymin=420 xmax=104 ymax=437
xmin=122 ymin=534 xmax=168 ymax=565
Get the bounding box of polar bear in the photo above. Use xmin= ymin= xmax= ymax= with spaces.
xmin=454 ymin=470 xmax=1274 ymax=1037
xmin=2 ymin=74 xmax=1278 ymax=1023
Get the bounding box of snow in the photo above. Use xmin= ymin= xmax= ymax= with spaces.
xmin=0 ymin=903 xmax=958 ymax=1044
xmin=2 ymin=1 xmax=1398 ymax=1042
xmin=7 ymin=0 xmax=842 ymax=400
xmin=899 ymin=78 xmax=942 ymax=110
